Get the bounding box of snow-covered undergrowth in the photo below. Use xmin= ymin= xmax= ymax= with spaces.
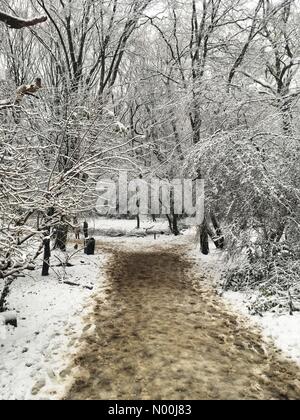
xmin=223 ymin=251 xmax=300 ymax=315
xmin=0 ymin=247 xmax=108 ymax=400
xmin=188 ymin=242 xmax=300 ymax=366
xmin=225 ymin=291 xmax=300 ymax=366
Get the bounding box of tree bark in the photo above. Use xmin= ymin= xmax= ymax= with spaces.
xmin=83 ymin=221 xmax=89 ymax=238
xmin=54 ymin=224 xmax=68 ymax=252
xmin=200 ymin=220 xmax=209 ymax=255
xmin=136 ymin=215 xmax=140 ymax=229
xmin=0 ymin=11 xmax=47 ymax=29
xmin=0 ymin=277 xmax=14 ymax=312
xmin=42 ymin=237 xmax=51 ymax=276
xmin=172 ymin=214 xmax=180 ymax=236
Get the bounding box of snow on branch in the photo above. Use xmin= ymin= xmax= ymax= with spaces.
xmin=0 ymin=11 xmax=47 ymax=29
xmin=0 ymin=78 xmax=42 ymax=110
xmin=15 ymin=78 xmax=42 ymax=102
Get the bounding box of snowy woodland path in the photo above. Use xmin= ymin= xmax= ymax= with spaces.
xmin=66 ymin=242 xmax=300 ymax=400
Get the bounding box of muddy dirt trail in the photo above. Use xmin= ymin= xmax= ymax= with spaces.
xmin=66 ymin=243 xmax=300 ymax=400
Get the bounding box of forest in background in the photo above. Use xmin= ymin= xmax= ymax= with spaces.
xmin=0 ymin=0 xmax=299 ymax=315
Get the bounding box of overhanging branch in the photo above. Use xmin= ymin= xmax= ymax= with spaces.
xmin=0 ymin=10 xmax=47 ymax=29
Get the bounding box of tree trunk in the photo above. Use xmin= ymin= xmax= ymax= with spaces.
xmin=172 ymin=214 xmax=180 ymax=236
xmin=83 ymin=221 xmax=89 ymax=238
xmin=200 ymin=220 xmax=209 ymax=255
xmin=42 ymin=237 xmax=51 ymax=276
xmin=0 ymin=277 xmax=14 ymax=312
xmin=54 ymin=224 xmax=68 ymax=252
xmin=281 ymin=99 xmax=293 ymax=135
xmin=192 ymin=107 xmax=201 ymax=144
xmin=167 ymin=214 xmax=180 ymax=236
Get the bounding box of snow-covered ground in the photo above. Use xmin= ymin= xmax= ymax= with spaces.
xmin=86 ymin=216 xmax=171 ymax=236
xmin=0 ymin=247 xmax=108 ymax=400
xmin=0 ymin=217 xmax=178 ymax=400
xmin=225 ymin=291 xmax=300 ymax=365
xmin=188 ymin=242 xmax=300 ymax=366
xmin=0 ymin=220 xmax=299 ymax=400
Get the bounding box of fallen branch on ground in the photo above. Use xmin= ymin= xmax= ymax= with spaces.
xmin=63 ymin=281 xmax=93 ymax=290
